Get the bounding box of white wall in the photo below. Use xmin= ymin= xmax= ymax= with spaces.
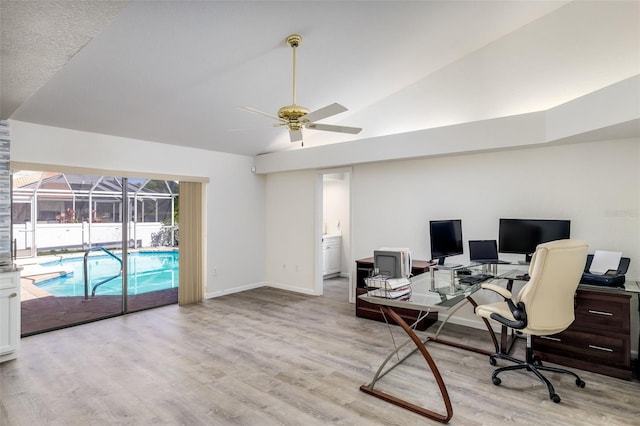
xmin=350 ymin=137 xmax=640 ymax=351
xmin=9 ymin=121 xmax=266 ymax=298
xmin=264 ymin=170 xmax=317 ymax=294
xmin=265 ymin=137 xmax=639 ymax=353
xmin=351 ymin=138 xmax=640 ymax=274
xmin=266 ymin=137 xmax=639 ymax=292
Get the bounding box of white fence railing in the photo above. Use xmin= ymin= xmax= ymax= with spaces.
xmin=13 ymin=222 xmax=171 ymax=253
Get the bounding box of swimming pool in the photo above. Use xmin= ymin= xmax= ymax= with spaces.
xmin=38 ymin=251 xmax=179 ymax=297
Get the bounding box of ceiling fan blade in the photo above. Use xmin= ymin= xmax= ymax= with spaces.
xmin=306 ymin=123 xmax=362 ymax=134
xmin=303 ymin=103 xmax=347 ymax=123
xmin=289 ymin=129 xmax=303 ymax=142
xmin=239 ymin=106 xmax=283 ymax=122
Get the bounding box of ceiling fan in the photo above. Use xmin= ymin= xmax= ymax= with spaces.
xmin=242 ymin=34 xmax=362 ymax=145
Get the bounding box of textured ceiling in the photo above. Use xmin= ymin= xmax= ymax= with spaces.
xmin=0 ymin=1 xmax=129 ymax=119
xmin=2 ymin=1 xmax=574 ymax=156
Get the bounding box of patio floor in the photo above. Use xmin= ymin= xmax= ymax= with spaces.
xmin=21 ymin=287 xmax=179 ymax=336
xmin=17 ymin=254 xmax=179 ymax=336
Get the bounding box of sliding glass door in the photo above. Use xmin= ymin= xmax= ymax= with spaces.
xmin=126 ymin=178 xmax=179 ymax=312
xmin=13 ymin=170 xmax=179 ymax=335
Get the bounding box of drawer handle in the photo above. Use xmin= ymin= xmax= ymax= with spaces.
xmin=588 ymin=309 xmax=613 ymax=316
xmin=9 ymin=292 xmax=17 ymax=298
xmin=588 ymin=344 xmax=614 ymax=352
xmin=539 ymin=336 xmax=561 ymax=342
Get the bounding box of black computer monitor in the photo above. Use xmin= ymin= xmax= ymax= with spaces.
xmin=498 ymin=218 xmax=570 ymax=262
xmin=429 ymin=219 xmax=463 ymax=266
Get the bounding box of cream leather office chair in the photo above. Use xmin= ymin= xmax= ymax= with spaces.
xmin=475 ymin=239 xmax=588 ymax=403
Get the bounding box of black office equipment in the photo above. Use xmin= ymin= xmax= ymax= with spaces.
xmin=459 ymin=273 xmax=493 ymax=284
xmin=373 ymin=250 xmax=402 ymax=278
xmin=580 ymin=254 xmax=630 ymax=287
xmin=437 ymin=294 xmax=466 ymax=307
xmin=429 ymin=219 xmax=463 ymax=267
xmin=498 ymin=218 xmax=570 ymax=263
xmin=469 ymin=240 xmax=509 ymax=264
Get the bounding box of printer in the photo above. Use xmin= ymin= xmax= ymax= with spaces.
xmin=580 ymin=254 xmax=630 ymax=287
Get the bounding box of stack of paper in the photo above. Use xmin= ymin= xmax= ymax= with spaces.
xmin=589 ymin=250 xmax=622 ymax=275
xmin=364 ymin=275 xmax=410 ymax=289
xmin=368 ymin=286 xmax=411 ymax=299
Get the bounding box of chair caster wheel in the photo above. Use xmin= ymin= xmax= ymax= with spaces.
xmin=492 ymin=377 xmax=501 ymax=386
xmin=576 ymin=379 xmax=586 ymax=388
xmin=550 ymin=393 xmax=561 ymax=403
xmin=489 ymin=356 xmax=497 ymax=366
xmin=532 ymin=355 xmax=543 ymax=366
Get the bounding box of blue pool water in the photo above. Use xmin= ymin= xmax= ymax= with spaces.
xmin=38 ymin=251 xmax=179 ymax=297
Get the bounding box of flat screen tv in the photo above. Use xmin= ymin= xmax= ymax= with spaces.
xmin=429 ymin=219 xmax=463 ymax=267
xmin=498 ymin=218 xmax=571 ymax=262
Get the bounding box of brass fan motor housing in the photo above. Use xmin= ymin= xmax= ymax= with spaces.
xmin=278 ymin=104 xmax=310 ymax=130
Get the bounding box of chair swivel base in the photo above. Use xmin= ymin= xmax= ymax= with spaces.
xmin=489 ymin=352 xmax=586 ymax=403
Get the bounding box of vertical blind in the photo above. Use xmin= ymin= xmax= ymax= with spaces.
xmin=178 ymin=181 xmax=204 ymax=305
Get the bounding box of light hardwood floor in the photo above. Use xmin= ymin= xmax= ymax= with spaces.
xmin=1 ymin=278 xmax=638 ymax=425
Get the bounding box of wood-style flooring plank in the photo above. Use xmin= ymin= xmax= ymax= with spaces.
xmin=1 ymin=278 xmax=639 ymax=425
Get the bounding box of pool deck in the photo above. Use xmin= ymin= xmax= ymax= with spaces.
xmin=21 ymin=288 xmax=178 ymax=336
xmin=16 ymin=257 xmax=75 ymax=301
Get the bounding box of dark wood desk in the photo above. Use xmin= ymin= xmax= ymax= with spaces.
xmin=532 ymin=282 xmax=639 ymax=380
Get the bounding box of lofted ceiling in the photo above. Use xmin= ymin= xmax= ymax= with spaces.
xmin=1 ymin=1 xmax=571 ymax=156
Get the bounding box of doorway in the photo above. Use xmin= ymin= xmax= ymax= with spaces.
xmin=320 ymin=169 xmax=351 ymax=301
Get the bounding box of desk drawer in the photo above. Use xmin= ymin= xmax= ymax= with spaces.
xmin=574 ymin=291 xmax=630 ymax=332
xmin=533 ymin=330 xmax=630 ymax=366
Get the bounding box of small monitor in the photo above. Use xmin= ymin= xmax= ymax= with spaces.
xmin=498 ymin=218 xmax=570 ymax=262
xmin=374 ymin=248 xmax=412 ymax=278
xmin=373 ymin=250 xmax=402 ymax=278
xmin=429 ymin=219 xmax=463 ymax=267
xmin=469 ymin=240 xmax=504 ymax=264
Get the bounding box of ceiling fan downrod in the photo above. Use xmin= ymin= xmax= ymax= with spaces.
xmin=278 ymin=34 xmax=308 ymax=126
xmin=286 ymin=34 xmax=302 ymax=106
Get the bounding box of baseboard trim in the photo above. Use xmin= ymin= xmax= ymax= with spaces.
xmin=205 ymin=281 xmax=266 ymax=299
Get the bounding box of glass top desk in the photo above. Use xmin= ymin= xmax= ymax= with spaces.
xmin=359 ymin=265 xmax=640 ymax=423
xmin=358 ymin=264 xmax=524 ymax=424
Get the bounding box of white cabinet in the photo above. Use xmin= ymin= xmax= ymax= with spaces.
xmin=322 ymin=235 xmax=342 ymax=277
xmin=0 ymin=269 xmax=20 ymax=363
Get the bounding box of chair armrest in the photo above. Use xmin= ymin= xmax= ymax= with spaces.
xmin=490 ymin=311 xmax=527 ymax=330
xmin=480 ymin=283 xmax=512 ymax=299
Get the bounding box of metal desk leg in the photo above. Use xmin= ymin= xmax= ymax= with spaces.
xmin=428 ymin=295 xmax=499 ymax=356
xmin=360 ymin=305 xmax=453 ymax=423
